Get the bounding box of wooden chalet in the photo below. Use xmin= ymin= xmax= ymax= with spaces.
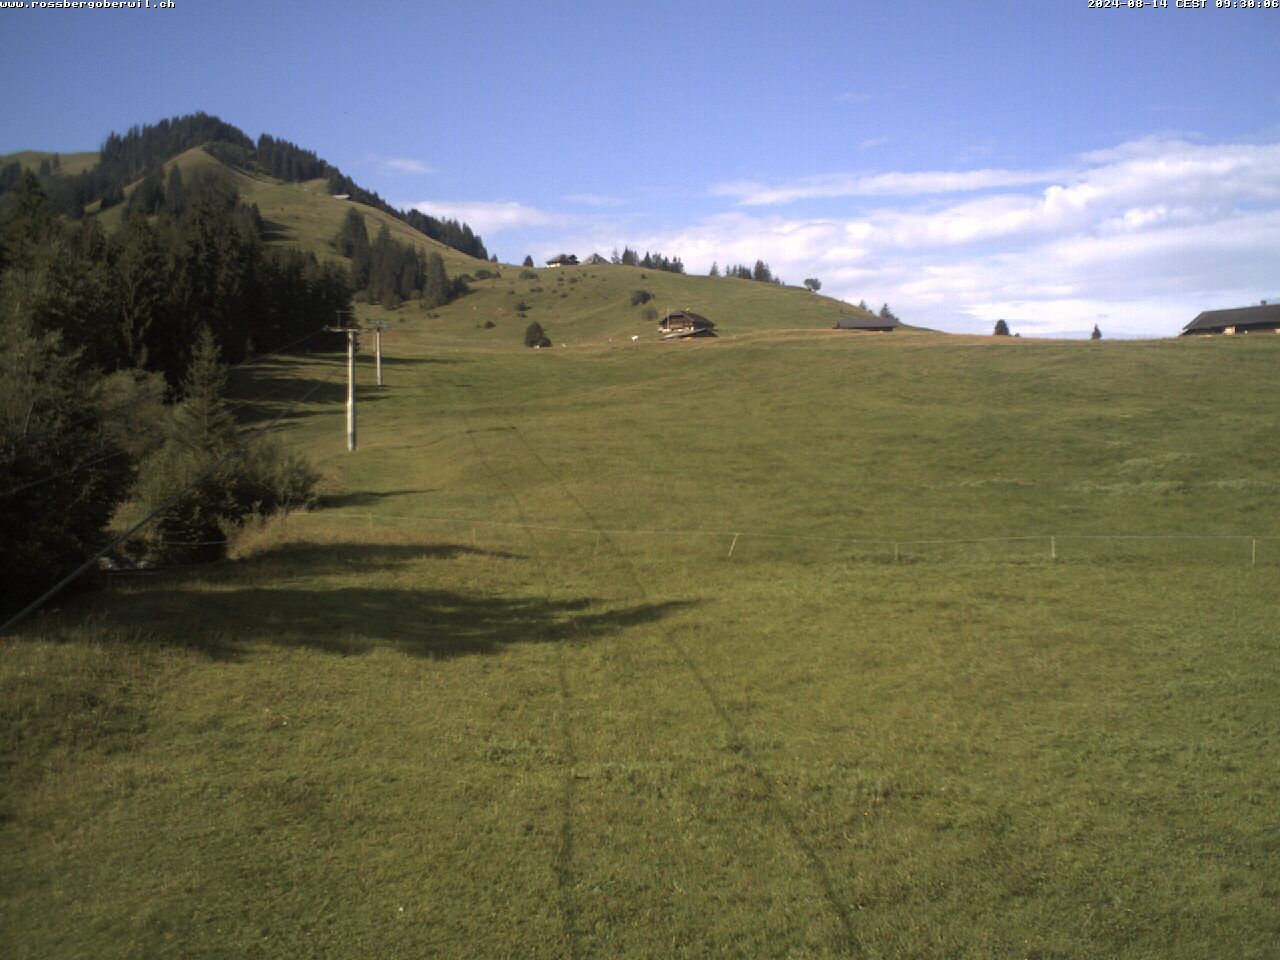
xmin=583 ymin=252 xmax=609 ymax=265
xmin=659 ymin=310 xmax=716 ymax=339
xmin=1181 ymin=301 xmax=1280 ymax=336
xmin=545 ymin=253 xmax=579 ymax=267
xmin=834 ymin=316 xmax=897 ymax=332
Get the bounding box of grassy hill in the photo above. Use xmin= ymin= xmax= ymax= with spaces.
xmin=0 ymin=149 xmax=100 ymax=176
xmin=3 ymin=320 xmax=1277 ymax=957
xmin=88 ymin=146 xmax=492 ymax=276
xmin=358 ymin=258 xmax=886 ymax=346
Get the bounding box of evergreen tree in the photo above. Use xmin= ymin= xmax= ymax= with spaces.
xmin=165 ymin=165 xmax=186 ymax=217
xmin=752 ymin=260 xmax=773 ymax=283
xmin=124 ymin=166 xmax=165 ymax=218
xmin=176 ymin=178 xmax=261 ymax=368
xmin=1 ymin=176 xmax=118 ymax=369
xmin=0 ymin=311 xmax=131 ymax=616
xmin=349 ymin=223 xmax=372 ymax=291
xmin=115 ymin=216 xmax=172 ymax=367
xmin=1091 ymin=324 xmax=1102 ymax=340
xmin=709 ymin=261 xmax=719 ymax=277
xmin=134 ymin=326 xmax=239 ymax=561
xmin=803 ymin=278 xmax=821 ymax=293
xmin=993 ymin=319 xmax=1010 ymax=336
xmin=422 ymin=251 xmax=449 ymax=308
xmin=523 ymin=255 xmax=534 ymax=267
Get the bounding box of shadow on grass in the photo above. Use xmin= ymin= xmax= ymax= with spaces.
xmin=238 ymin=541 xmax=526 ymax=573
xmin=378 ymin=355 xmax=466 ymax=366
xmin=315 ymin=489 xmax=436 ymax=509
xmin=83 ymin=541 xmax=696 ymax=661
xmin=224 ymin=359 xmax=394 ymax=427
xmin=257 ymin=218 xmax=291 ymax=242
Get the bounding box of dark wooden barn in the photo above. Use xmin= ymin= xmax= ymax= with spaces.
xmin=834 ymin=316 xmax=898 ymax=332
xmin=659 ymin=310 xmax=716 ymax=339
xmin=1181 ymin=301 xmax=1280 ymax=336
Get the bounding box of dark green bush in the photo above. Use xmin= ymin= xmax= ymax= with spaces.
xmin=523 ymin=322 xmax=551 ymax=348
xmin=630 ymin=289 xmax=652 ymax=306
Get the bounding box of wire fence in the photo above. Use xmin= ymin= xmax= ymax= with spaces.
xmin=306 ymin=511 xmax=1277 ymax=566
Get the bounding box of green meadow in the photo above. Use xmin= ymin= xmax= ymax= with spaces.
xmin=4 ymin=311 xmax=1277 ymax=958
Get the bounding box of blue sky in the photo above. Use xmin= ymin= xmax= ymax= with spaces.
xmin=3 ymin=0 xmax=1278 ymax=336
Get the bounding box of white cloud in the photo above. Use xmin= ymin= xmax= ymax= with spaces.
xmin=562 ymin=193 xmax=627 ymax=207
xmin=404 ymin=200 xmax=558 ymax=234
xmin=713 ymin=167 xmax=1063 ymax=205
xmin=385 ymin=158 xmax=433 ymax=175
xmin=860 ymin=137 xmax=889 ymax=150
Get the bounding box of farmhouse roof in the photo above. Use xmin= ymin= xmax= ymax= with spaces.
xmin=834 ymin=316 xmax=897 ymax=330
xmin=546 ymin=253 xmax=579 ymax=265
xmin=1181 ymin=301 xmax=1280 ymax=334
xmin=665 ymin=310 xmax=714 ymax=326
xmin=583 ymin=252 xmax=608 ymax=265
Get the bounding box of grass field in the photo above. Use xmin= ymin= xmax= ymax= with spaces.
xmin=0 ymin=150 xmax=100 ymax=177
xmin=3 ymin=318 xmax=1279 ymax=957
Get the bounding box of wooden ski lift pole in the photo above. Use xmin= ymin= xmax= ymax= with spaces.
xmin=325 ymin=324 xmax=359 ymax=450
xmin=370 ymin=319 xmax=387 ymax=387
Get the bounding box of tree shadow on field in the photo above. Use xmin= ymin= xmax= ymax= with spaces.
xmin=257 ymin=218 xmax=291 ymax=242
xmin=78 ymin=541 xmax=697 ymax=661
xmin=315 ymin=489 xmax=436 ymax=509
xmin=378 ymin=355 xmax=466 ymax=366
xmin=224 ymin=356 xmax=394 ymax=428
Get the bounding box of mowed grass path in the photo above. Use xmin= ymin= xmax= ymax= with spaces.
xmin=3 ymin=330 xmax=1278 ymax=958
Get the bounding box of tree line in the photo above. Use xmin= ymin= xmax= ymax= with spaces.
xmin=334 ymin=208 xmax=464 ymax=310
xmin=609 ymin=247 xmax=686 ymax=273
xmin=711 ymin=260 xmax=784 ymax=285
